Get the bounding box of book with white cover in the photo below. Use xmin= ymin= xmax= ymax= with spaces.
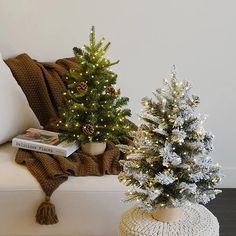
xmin=12 ymin=128 xmax=79 ymax=157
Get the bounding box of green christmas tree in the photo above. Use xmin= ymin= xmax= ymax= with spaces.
xmin=118 ymin=70 xmax=223 ymax=210
xmin=57 ymin=26 xmax=131 ymax=143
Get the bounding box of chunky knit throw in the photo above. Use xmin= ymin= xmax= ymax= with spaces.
xmin=5 ymin=54 xmax=76 ymax=126
xmin=5 ymin=54 xmax=132 ymax=225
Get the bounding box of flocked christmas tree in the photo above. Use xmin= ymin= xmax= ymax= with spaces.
xmin=56 ymin=26 xmax=131 ymax=144
xmin=118 ymin=69 xmax=223 ymax=210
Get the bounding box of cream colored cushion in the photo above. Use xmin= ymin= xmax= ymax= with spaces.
xmin=0 ymin=53 xmax=40 ymax=144
xmin=0 ymin=143 xmax=131 ymax=236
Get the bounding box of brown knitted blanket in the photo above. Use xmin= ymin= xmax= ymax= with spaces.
xmin=5 ymin=54 xmax=128 ymax=225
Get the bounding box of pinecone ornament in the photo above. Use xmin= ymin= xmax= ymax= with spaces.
xmin=82 ymin=124 xmax=94 ymax=135
xmin=76 ymin=82 xmax=88 ymax=94
xmin=106 ymin=86 xmax=116 ymax=96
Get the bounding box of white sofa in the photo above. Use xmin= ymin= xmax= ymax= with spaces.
xmin=0 ymin=142 xmax=131 ymax=236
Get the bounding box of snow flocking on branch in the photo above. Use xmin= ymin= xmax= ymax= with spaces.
xmin=118 ymin=70 xmax=223 ymax=210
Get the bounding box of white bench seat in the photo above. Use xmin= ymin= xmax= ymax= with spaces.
xmin=0 ymin=143 xmax=131 ymax=236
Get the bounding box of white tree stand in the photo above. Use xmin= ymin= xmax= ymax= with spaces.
xmin=119 ymin=204 xmax=219 ymax=236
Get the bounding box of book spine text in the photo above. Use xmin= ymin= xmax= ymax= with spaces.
xmin=12 ymin=139 xmax=65 ymax=156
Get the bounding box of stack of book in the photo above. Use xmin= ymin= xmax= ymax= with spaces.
xmin=12 ymin=128 xmax=79 ymax=157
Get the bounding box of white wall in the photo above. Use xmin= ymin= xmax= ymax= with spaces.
xmin=0 ymin=0 xmax=235 ymax=187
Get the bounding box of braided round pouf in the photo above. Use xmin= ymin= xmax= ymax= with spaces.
xmin=119 ymin=204 xmax=219 ymax=236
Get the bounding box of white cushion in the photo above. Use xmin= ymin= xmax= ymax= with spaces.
xmin=0 ymin=143 xmax=131 ymax=236
xmin=0 ymin=53 xmax=41 ymax=144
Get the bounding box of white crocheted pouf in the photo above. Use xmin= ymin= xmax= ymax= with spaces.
xmin=119 ymin=204 xmax=219 ymax=236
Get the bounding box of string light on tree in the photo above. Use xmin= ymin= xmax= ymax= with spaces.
xmin=56 ymin=26 xmax=132 ymax=144
xmin=118 ymin=68 xmax=223 ymax=211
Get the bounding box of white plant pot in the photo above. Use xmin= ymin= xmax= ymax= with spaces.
xmin=81 ymin=142 xmax=106 ymax=156
xmin=151 ymin=207 xmax=184 ymax=222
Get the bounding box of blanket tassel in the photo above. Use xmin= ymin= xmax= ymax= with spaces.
xmin=36 ymin=196 xmax=58 ymax=225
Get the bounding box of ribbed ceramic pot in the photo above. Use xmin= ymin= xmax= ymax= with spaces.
xmin=81 ymin=142 xmax=106 ymax=156
xmin=151 ymin=207 xmax=184 ymax=222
